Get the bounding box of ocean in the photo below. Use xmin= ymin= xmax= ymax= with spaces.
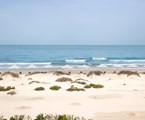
xmin=0 ymin=45 xmax=145 ymax=70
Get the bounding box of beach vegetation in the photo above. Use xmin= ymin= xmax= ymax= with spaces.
xmin=53 ymin=71 xmax=70 ymax=76
xmin=1 ymin=72 xmax=19 ymax=78
xmin=0 ymin=78 xmax=3 ymax=80
xmin=0 ymin=114 xmax=91 ymax=120
xmin=34 ymin=87 xmax=45 ymax=91
xmin=56 ymin=77 xmax=72 ymax=82
xmin=0 ymin=116 xmax=7 ymax=120
xmin=7 ymin=91 xmax=16 ymax=95
xmin=84 ymin=84 xmax=104 ymax=89
xmin=118 ymin=71 xmax=140 ymax=77
xmin=28 ymin=78 xmax=32 ymax=80
xmin=26 ymin=72 xmax=46 ymax=76
xmin=87 ymin=71 xmax=104 ymax=77
xmin=66 ymin=85 xmax=85 ymax=92
xmin=29 ymin=81 xmax=40 ymax=84
xmin=74 ymin=81 xmax=86 ymax=85
xmin=10 ymin=115 xmax=25 ymax=120
xmin=50 ymin=85 xmax=61 ymax=90
xmin=0 ymin=86 xmax=15 ymax=91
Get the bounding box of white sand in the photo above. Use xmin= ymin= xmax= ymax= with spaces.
xmin=0 ymin=72 xmax=145 ymax=119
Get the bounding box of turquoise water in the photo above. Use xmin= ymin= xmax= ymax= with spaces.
xmin=0 ymin=45 xmax=145 ymax=70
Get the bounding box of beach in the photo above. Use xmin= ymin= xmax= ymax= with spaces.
xmin=0 ymin=70 xmax=145 ymax=120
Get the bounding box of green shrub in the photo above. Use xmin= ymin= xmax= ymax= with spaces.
xmin=34 ymin=87 xmax=45 ymax=91
xmin=58 ymin=115 xmax=68 ymax=120
xmin=53 ymin=71 xmax=70 ymax=76
xmin=118 ymin=71 xmax=140 ymax=77
xmin=10 ymin=115 xmax=25 ymax=120
xmin=1 ymin=72 xmax=19 ymax=78
xmin=50 ymin=86 xmax=61 ymax=91
xmin=87 ymin=71 xmax=104 ymax=77
xmin=0 ymin=116 xmax=7 ymax=120
xmin=56 ymin=77 xmax=72 ymax=82
xmin=0 ymin=86 xmax=15 ymax=91
xmin=0 ymin=78 xmax=3 ymax=80
xmin=92 ymin=84 xmax=104 ymax=88
xmin=84 ymin=84 xmax=104 ymax=89
xmin=84 ymin=84 xmax=92 ymax=88
xmin=34 ymin=114 xmax=45 ymax=120
xmin=29 ymin=81 xmax=40 ymax=84
xmin=0 ymin=114 xmax=91 ymax=120
xmin=67 ymin=85 xmax=85 ymax=92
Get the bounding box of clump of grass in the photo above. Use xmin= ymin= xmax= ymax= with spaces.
xmin=50 ymin=85 xmax=61 ymax=91
xmin=66 ymin=85 xmax=85 ymax=92
xmin=84 ymin=84 xmax=104 ymax=89
xmin=26 ymin=71 xmax=46 ymax=76
xmin=29 ymin=81 xmax=40 ymax=84
xmin=74 ymin=81 xmax=86 ymax=85
xmin=118 ymin=71 xmax=140 ymax=77
xmin=1 ymin=72 xmax=19 ymax=78
xmin=7 ymin=91 xmax=16 ymax=95
xmin=0 ymin=78 xmax=3 ymax=81
xmin=28 ymin=78 xmax=32 ymax=80
xmin=56 ymin=77 xmax=72 ymax=82
xmin=10 ymin=115 xmax=25 ymax=120
xmin=72 ymin=78 xmax=87 ymax=85
xmin=0 ymin=114 xmax=91 ymax=120
xmin=87 ymin=71 xmax=104 ymax=77
xmin=0 ymin=116 xmax=6 ymax=120
xmin=0 ymin=86 xmax=15 ymax=91
xmin=34 ymin=87 xmax=45 ymax=91
xmin=53 ymin=71 xmax=70 ymax=76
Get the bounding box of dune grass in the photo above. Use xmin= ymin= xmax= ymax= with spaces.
xmin=1 ymin=72 xmax=19 ymax=78
xmin=56 ymin=77 xmax=72 ymax=82
xmin=87 ymin=71 xmax=104 ymax=77
xmin=84 ymin=84 xmax=104 ymax=89
xmin=0 ymin=114 xmax=91 ymax=120
xmin=118 ymin=71 xmax=140 ymax=77
xmin=50 ymin=85 xmax=61 ymax=91
xmin=66 ymin=85 xmax=85 ymax=92
xmin=29 ymin=81 xmax=40 ymax=84
xmin=0 ymin=86 xmax=15 ymax=91
xmin=53 ymin=71 xmax=71 ymax=76
xmin=7 ymin=91 xmax=16 ymax=95
xmin=34 ymin=87 xmax=45 ymax=91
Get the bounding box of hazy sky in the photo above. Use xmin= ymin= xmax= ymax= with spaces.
xmin=0 ymin=0 xmax=145 ymax=45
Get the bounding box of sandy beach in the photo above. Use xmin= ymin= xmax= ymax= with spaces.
xmin=0 ymin=70 xmax=145 ymax=120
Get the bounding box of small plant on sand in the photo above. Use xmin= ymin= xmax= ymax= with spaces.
xmin=10 ymin=115 xmax=25 ymax=120
xmin=58 ymin=115 xmax=67 ymax=120
xmin=0 ymin=86 xmax=15 ymax=91
xmin=53 ymin=71 xmax=70 ymax=76
xmin=56 ymin=77 xmax=72 ymax=82
xmin=0 ymin=116 xmax=6 ymax=120
xmin=0 ymin=114 xmax=91 ymax=120
xmin=50 ymin=85 xmax=61 ymax=91
xmin=84 ymin=84 xmax=104 ymax=89
xmin=87 ymin=71 xmax=104 ymax=77
xmin=74 ymin=81 xmax=86 ymax=85
xmin=118 ymin=71 xmax=140 ymax=77
xmin=28 ymin=78 xmax=32 ymax=80
xmin=66 ymin=85 xmax=85 ymax=92
xmin=1 ymin=72 xmax=19 ymax=78
xmin=0 ymin=78 xmax=3 ymax=81
xmin=34 ymin=87 xmax=45 ymax=91
xmin=29 ymin=81 xmax=40 ymax=84
xmin=7 ymin=91 xmax=16 ymax=95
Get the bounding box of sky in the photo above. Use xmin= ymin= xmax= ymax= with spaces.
xmin=0 ymin=0 xmax=145 ymax=45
